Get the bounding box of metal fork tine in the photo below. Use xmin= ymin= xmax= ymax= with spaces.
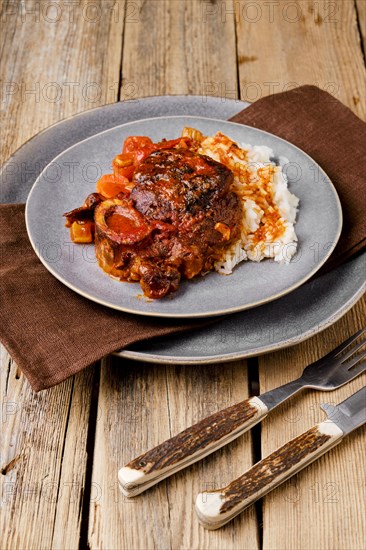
xmin=345 ymin=349 xmax=366 ymax=369
xmin=323 ymin=327 xmax=366 ymax=360
xmin=347 ymin=359 xmax=366 ymax=376
xmin=340 ymin=338 xmax=366 ymax=363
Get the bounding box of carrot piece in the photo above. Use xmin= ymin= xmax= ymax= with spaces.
xmin=96 ymin=174 xmax=130 ymax=198
xmin=70 ymin=221 xmax=94 ymax=243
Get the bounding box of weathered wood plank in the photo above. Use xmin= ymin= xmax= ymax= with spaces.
xmin=1 ymin=1 xmax=125 ymax=548
xmin=259 ymin=296 xmax=366 ymax=550
xmin=356 ymin=0 xmax=366 ymax=55
xmin=0 ymin=345 xmax=95 ymax=550
xmin=88 ymin=360 xmax=172 ymax=549
xmin=235 ymin=0 xmax=366 ymax=119
xmin=50 ymin=367 xmax=98 ymax=549
xmin=163 ymin=363 xmax=258 ymax=550
xmin=120 ymin=0 xmax=239 ymax=99
xmin=0 ymin=0 xmax=124 ymax=163
xmin=88 ymin=360 xmax=259 ymax=550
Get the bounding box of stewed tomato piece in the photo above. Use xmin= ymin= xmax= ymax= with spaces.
xmin=122 ymin=136 xmax=155 ymax=164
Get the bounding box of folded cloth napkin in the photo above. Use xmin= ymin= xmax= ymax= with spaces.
xmin=1 ymin=86 xmax=365 ymax=391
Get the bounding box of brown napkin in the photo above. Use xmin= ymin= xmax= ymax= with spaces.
xmin=0 ymin=203 xmax=210 ymax=391
xmin=1 ymin=85 xmax=365 ymax=391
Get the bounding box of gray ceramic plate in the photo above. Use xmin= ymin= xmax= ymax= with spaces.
xmin=25 ymin=116 xmax=342 ymax=318
xmin=1 ymin=96 xmax=364 ymax=359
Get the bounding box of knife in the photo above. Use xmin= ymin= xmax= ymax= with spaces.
xmin=195 ymin=386 xmax=366 ymax=529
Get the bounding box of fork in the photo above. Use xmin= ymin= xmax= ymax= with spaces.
xmin=118 ymin=327 xmax=366 ymax=497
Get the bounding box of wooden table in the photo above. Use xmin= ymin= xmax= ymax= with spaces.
xmin=1 ymin=1 xmax=365 ymax=548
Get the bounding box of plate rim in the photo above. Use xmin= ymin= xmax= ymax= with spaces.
xmin=25 ymin=114 xmax=343 ymax=319
xmin=2 ymin=95 xmax=246 ymax=174
xmin=115 ymin=280 xmax=365 ymax=363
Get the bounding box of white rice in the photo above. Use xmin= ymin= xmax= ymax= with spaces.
xmin=196 ymin=133 xmax=299 ymax=274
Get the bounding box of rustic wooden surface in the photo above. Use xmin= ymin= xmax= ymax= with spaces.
xmin=1 ymin=1 xmax=365 ymax=549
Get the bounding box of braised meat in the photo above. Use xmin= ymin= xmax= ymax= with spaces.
xmin=93 ymin=148 xmax=242 ymax=299
xmin=131 ymin=148 xmax=234 ymax=222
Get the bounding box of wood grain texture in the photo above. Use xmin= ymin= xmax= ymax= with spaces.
xmin=0 ymin=0 xmax=125 ymax=163
xmin=356 ymin=0 xmax=366 ymax=54
xmin=258 ymin=296 xmax=366 ymax=550
xmin=88 ymin=360 xmax=259 ymax=550
xmin=0 ymin=345 xmax=95 ymax=550
xmin=236 ymin=0 xmax=366 ymax=119
xmin=120 ymin=0 xmax=238 ymax=99
xmin=0 ymin=2 xmax=125 ymax=548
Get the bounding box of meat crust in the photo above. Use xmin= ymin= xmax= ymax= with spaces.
xmin=94 ymin=148 xmax=242 ymax=299
xmin=131 ymin=148 xmax=234 ymax=222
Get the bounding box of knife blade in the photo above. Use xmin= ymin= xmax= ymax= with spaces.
xmin=320 ymin=386 xmax=366 ymax=435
